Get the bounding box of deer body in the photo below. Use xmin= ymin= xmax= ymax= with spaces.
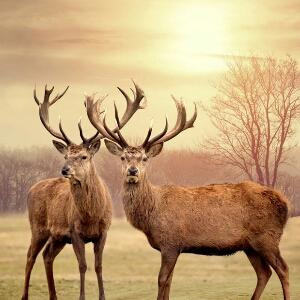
xmin=23 ymin=145 xmax=112 ymax=300
xmin=123 ymin=179 xmax=289 ymax=256
xmin=88 ymin=88 xmax=290 ymax=300
xmin=120 ymin=158 xmax=290 ymax=300
xmin=22 ymin=83 xmax=146 ymax=300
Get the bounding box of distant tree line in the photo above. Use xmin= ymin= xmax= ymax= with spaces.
xmin=0 ymin=146 xmax=299 ymax=216
xmin=1 ymin=55 xmax=299 ymax=216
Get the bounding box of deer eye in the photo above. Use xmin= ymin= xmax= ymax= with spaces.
xmin=81 ymin=156 xmax=88 ymax=160
xmin=142 ymin=156 xmax=148 ymax=162
xmin=121 ymin=156 xmax=125 ymax=161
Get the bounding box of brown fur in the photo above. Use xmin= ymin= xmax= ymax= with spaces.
xmin=124 ymin=179 xmax=289 ymax=255
xmin=105 ymin=141 xmax=290 ymax=300
xmin=28 ymin=168 xmax=111 ymax=242
xmin=21 ymin=144 xmax=112 ymax=300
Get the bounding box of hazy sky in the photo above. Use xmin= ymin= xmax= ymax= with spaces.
xmin=1 ymin=0 xmax=300 ymax=149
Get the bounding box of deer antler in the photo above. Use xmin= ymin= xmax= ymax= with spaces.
xmin=34 ymin=85 xmax=74 ymax=145
xmin=85 ymin=81 xmax=146 ymax=147
xmin=34 ymin=85 xmax=104 ymax=146
xmin=78 ymin=117 xmax=100 ymax=145
xmin=141 ymin=97 xmax=197 ymax=149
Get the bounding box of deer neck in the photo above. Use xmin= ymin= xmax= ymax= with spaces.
xmin=123 ymin=174 xmax=157 ymax=233
xmin=70 ymin=163 xmax=105 ymax=222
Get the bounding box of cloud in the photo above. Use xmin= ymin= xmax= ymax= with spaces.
xmin=267 ymin=0 xmax=300 ymax=12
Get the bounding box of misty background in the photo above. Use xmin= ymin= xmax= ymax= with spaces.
xmin=1 ymin=1 xmax=300 ymax=216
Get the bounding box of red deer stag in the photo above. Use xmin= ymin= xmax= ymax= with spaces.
xmin=86 ymin=93 xmax=290 ymax=300
xmin=21 ymin=83 xmax=146 ymax=300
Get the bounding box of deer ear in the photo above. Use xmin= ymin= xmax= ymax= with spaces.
xmin=52 ymin=140 xmax=68 ymax=154
xmin=146 ymin=143 xmax=164 ymax=158
xmin=104 ymin=139 xmax=123 ymax=156
xmin=87 ymin=139 xmax=101 ymax=155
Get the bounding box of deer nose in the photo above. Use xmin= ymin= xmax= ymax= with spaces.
xmin=61 ymin=166 xmax=70 ymax=176
xmin=128 ymin=167 xmax=138 ymax=176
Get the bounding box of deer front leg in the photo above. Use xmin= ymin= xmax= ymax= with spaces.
xmin=163 ymin=270 xmax=174 ymax=300
xmin=72 ymin=232 xmax=87 ymax=300
xmin=43 ymin=238 xmax=65 ymax=300
xmin=94 ymin=233 xmax=107 ymax=300
xmin=157 ymin=250 xmax=179 ymax=300
xmin=21 ymin=236 xmax=48 ymax=300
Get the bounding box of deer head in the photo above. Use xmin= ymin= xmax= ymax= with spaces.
xmin=86 ymin=91 xmax=197 ymax=184
xmin=34 ymin=83 xmax=146 ymax=183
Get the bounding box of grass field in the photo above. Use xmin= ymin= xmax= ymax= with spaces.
xmin=0 ymin=215 xmax=299 ymax=300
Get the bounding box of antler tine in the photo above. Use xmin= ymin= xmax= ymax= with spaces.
xmin=142 ymin=97 xmax=197 ymax=149
xmin=103 ymin=113 xmax=120 ymax=140
xmin=78 ymin=116 xmax=100 ymax=146
xmin=87 ymin=94 xmax=129 ymax=147
xmin=183 ymin=102 xmax=197 ymax=130
xmin=78 ymin=117 xmax=87 ymax=143
xmin=34 ymin=85 xmax=74 ymax=145
xmin=86 ymin=131 xmax=100 ymax=144
xmin=142 ymin=117 xmax=169 ymax=148
xmin=132 ymin=80 xmax=147 ymax=109
xmin=103 ymin=114 xmax=128 ymax=147
xmin=85 ymin=96 xmax=118 ymax=141
xmin=85 ymin=81 xmax=146 ymax=148
xmin=115 ymin=81 xmax=147 ymax=130
xmin=113 ymin=103 xmax=129 ymax=147
xmin=114 ymin=102 xmax=121 ymax=128
xmin=50 ymin=86 xmax=69 ymax=105
xmin=33 ymin=86 xmax=40 ymax=105
xmin=151 ymin=97 xmax=187 ymax=144
xmin=58 ymin=117 xmax=73 ymax=145
xmin=117 ymin=87 xmax=131 ymax=106
xmin=115 ymin=127 xmax=129 ymax=147
xmin=141 ymin=119 xmax=154 ymax=148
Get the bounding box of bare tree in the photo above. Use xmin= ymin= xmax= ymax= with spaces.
xmin=0 ymin=146 xmax=240 ymax=214
xmin=0 ymin=147 xmax=62 ymax=213
xmin=204 ymin=55 xmax=300 ymax=187
xmin=0 ymin=149 xmax=14 ymax=212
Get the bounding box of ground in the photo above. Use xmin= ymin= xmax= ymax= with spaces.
xmin=0 ymin=215 xmax=299 ymax=300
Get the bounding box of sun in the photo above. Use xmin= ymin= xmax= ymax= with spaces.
xmin=165 ymin=3 xmax=229 ymax=73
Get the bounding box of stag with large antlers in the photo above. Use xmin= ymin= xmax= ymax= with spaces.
xmin=21 ymin=82 xmax=146 ymax=300
xmin=86 ymin=92 xmax=290 ymax=300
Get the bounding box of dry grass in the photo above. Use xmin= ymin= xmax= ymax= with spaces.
xmin=0 ymin=215 xmax=300 ymax=299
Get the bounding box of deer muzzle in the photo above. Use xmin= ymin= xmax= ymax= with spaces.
xmin=126 ymin=167 xmax=139 ymax=184
xmin=61 ymin=165 xmax=73 ymax=178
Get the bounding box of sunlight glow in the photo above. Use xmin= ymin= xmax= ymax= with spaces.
xmin=166 ymin=3 xmax=229 ymax=73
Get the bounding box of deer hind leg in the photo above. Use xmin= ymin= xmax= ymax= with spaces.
xmin=262 ymin=248 xmax=290 ymax=300
xmin=245 ymin=250 xmax=272 ymax=300
xmin=21 ymin=235 xmax=48 ymax=300
xmin=43 ymin=238 xmax=65 ymax=300
xmin=72 ymin=232 xmax=87 ymax=300
xmin=157 ymin=250 xmax=179 ymax=300
xmin=94 ymin=233 xmax=107 ymax=300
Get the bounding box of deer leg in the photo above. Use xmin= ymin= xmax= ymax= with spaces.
xmin=157 ymin=250 xmax=179 ymax=300
xmin=162 ymin=270 xmax=174 ymax=300
xmin=262 ymin=249 xmax=290 ymax=300
xmin=245 ymin=250 xmax=272 ymax=300
xmin=21 ymin=236 xmax=48 ymax=300
xmin=72 ymin=232 xmax=87 ymax=300
xmin=94 ymin=233 xmax=107 ymax=300
xmin=43 ymin=238 xmax=65 ymax=300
